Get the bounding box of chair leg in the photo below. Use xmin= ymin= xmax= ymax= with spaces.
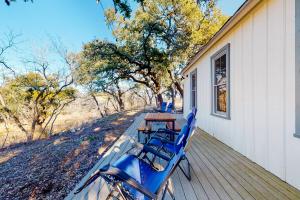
xmin=161 ymin=180 xmax=169 ymax=200
xmin=105 ymin=189 xmax=114 ymax=200
xmin=178 ymin=156 xmax=191 ymax=181
xmin=105 ymin=183 xmax=133 ymax=200
xmin=167 ymin=180 xmax=175 ymax=200
xmin=161 ymin=180 xmax=175 ymax=200
xmin=116 ymin=184 xmax=132 ymax=200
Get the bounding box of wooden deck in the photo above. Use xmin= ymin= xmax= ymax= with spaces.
xmin=66 ymin=113 xmax=300 ymax=200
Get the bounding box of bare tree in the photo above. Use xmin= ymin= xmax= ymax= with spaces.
xmin=0 ymin=31 xmax=32 ymax=140
xmin=90 ymin=91 xmax=105 ymax=117
xmin=23 ymin=43 xmax=76 ymax=138
xmin=0 ymin=37 xmax=77 ymax=141
xmin=0 ymin=112 xmax=10 ymax=148
xmin=0 ymin=31 xmax=20 ymax=75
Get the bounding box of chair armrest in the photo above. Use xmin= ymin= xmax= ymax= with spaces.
xmin=75 ymin=165 xmax=156 ymax=200
xmin=150 ymin=136 xmax=176 ymax=145
xmin=126 ymin=141 xmax=144 ymax=154
xmin=100 ymin=166 xmax=156 ymax=199
xmin=157 ymin=128 xmax=179 ymax=135
xmin=74 ymin=170 xmax=101 ymax=194
xmin=142 ymin=145 xmax=171 ymax=161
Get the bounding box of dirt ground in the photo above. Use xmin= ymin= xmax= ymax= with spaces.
xmin=0 ymin=110 xmax=141 ymax=200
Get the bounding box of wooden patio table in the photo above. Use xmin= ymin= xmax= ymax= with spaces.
xmin=138 ymin=113 xmax=177 ymax=142
xmin=144 ymin=113 xmax=176 ymax=129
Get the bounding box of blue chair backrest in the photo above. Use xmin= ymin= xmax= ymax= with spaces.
xmin=161 ymin=102 xmax=167 ymax=112
xmin=156 ymin=147 xmax=185 ymax=194
xmin=166 ymin=102 xmax=173 ymax=113
xmin=192 ymin=107 xmax=197 ymax=116
xmin=183 ymin=118 xmax=196 ymax=150
xmin=186 ymin=112 xmax=194 ymax=127
xmin=174 ymin=124 xmax=189 ymax=153
xmin=175 ymin=113 xmax=195 ymax=151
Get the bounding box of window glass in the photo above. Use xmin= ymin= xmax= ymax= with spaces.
xmin=211 ymin=44 xmax=230 ymax=119
xmin=190 ymin=70 xmax=197 ymax=108
xmin=215 ymin=54 xmax=227 ymax=112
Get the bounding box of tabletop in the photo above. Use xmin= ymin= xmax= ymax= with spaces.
xmin=144 ymin=113 xmax=176 ymax=121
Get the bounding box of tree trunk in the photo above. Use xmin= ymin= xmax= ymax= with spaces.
xmin=174 ymin=81 xmax=183 ymax=98
xmin=170 ymin=86 xmax=175 ymax=109
xmin=167 ymin=69 xmax=183 ymax=98
xmin=109 ymin=98 xmax=119 ymax=112
xmin=27 ymin=118 xmax=38 ymax=141
xmin=91 ymin=93 xmax=105 ymax=117
xmin=1 ymin=114 xmax=9 ymax=148
xmin=118 ymin=98 xmax=125 ymax=111
xmin=156 ymin=93 xmax=163 ymax=107
xmin=30 ymin=119 xmax=37 ymax=141
xmin=116 ymin=86 xmax=125 ymax=111
xmin=0 ymin=94 xmax=30 ymax=140
xmin=36 ymin=123 xmax=43 ymax=138
xmin=115 ymin=92 xmax=125 ymax=111
xmin=145 ymin=89 xmax=153 ymax=105
xmin=49 ymin=113 xmax=59 ymax=135
xmin=6 ymin=108 xmax=31 ymax=141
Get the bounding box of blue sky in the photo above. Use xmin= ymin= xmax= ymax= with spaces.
xmin=0 ymin=0 xmax=245 ymax=71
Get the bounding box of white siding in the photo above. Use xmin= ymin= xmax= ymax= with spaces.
xmin=183 ymin=0 xmax=300 ymax=190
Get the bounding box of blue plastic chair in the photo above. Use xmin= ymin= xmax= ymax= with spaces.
xmin=145 ymin=115 xmax=196 ymax=180
xmin=75 ymin=142 xmax=188 ymax=200
xmin=192 ymin=107 xmax=197 ymax=116
xmin=165 ymin=102 xmax=173 ymax=113
xmin=154 ymin=111 xmax=194 ymax=142
xmin=161 ymin=102 xmax=167 ymax=112
xmin=154 ymin=101 xmax=167 ymax=113
xmin=74 ymin=115 xmax=196 ymax=199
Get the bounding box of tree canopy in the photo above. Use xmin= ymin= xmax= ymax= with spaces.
xmin=4 ymin=0 xmax=218 ymax=19
xmin=0 ymin=70 xmax=76 ymax=140
xmin=78 ymin=0 xmax=227 ymax=105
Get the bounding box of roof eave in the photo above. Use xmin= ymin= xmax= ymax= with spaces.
xmin=181 ymin=0 xmax=262 ymax=75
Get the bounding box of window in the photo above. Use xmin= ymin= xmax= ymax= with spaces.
xmin=190 ymin=69 xmax=197 ymax=108
xmin=211 ymin=44 xmax=230 ymax=119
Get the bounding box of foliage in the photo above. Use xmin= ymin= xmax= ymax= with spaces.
xmin=0 ymin=33 xmax=77 ymax=141
xmin=4 ymin=0 xmax=218 ymax=20
xmin=75 ymin=56 xmax=137 ymax=111
xmin=4 ymin=0 xmax=138 ymax=18
xmin=4 ymin=0 xmax=32 ymax=5
xmin=0 ymin=71 xmax=76 ymax=140
xmin=80 ymin=0 xmax=227 ymax=105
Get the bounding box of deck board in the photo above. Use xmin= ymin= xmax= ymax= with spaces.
xmin=66 ymin=114 xmax=300 ymax=200
xmin=200 ymin=132 xmax=300 ymax=200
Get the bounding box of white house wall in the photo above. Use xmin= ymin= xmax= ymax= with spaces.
xmin=183 ymin=0 xmax=300 ymax=189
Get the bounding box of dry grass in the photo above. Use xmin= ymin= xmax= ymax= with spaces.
xmin=0 ymin=95 xmax=182 ymax=148
xmin=0 ymin=95 xmax=144 ymax=148
xmin=0 ymin=109 xmax=142 ymax=200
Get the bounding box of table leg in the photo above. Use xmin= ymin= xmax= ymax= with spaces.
xmin=144 ymin=133 xmax=149 ymax=144
xmin=171 ymin=121 xmax=175 ymax=141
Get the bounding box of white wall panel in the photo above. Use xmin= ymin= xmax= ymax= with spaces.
xmin=285 ymin=0 xmax=300 ymax=190
xmin=267 ymin=0 xmax=285 ymax=179
xmin=252 ymin=2 xmax=269 ymax=169
xmin=183 ymin=0 xmax=300 ymax=189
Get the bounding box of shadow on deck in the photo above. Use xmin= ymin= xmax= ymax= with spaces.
xmin=66 ymin=113 xmax=300 ymax=200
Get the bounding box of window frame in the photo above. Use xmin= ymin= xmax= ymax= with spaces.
xmin=190 ymin=69 xmax=197 ymax=109
xmin=211 ymin=43 xmax=231 ymax=119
